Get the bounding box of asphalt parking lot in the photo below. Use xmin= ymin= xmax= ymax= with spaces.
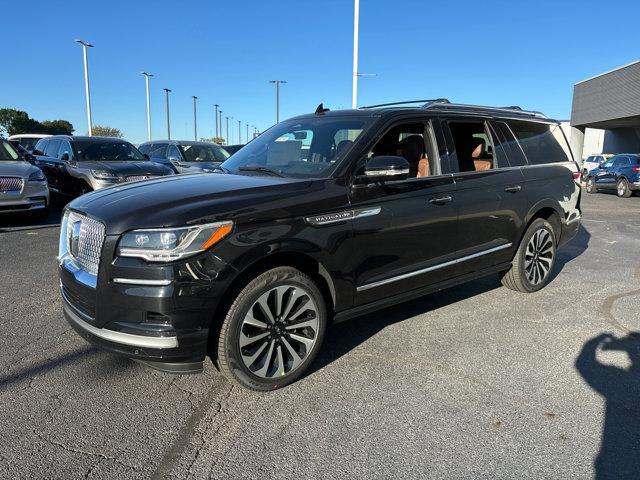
xmin=1 ymin=190 xmax=639 ymax=479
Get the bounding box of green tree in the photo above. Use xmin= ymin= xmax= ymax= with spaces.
xmin=91 ymin=125 xmax=123 ymax=138
xmin=0 ymin=109 xmax=43 ymax=136
xmin=42 ymin=119 xmax=74 ymax=135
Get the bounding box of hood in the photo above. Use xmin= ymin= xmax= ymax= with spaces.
xmin=78 ymin=160 xmax=171 ymax=176
xmin=68 ymin=172 xmax=312 ymax=235
xmin=0 ymin=160 xmax=40 ymax=178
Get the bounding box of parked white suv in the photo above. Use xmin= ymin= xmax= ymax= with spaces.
xmin=7 ymin=134 xmax=51 ymax=153
xmin=582 ymin=154 xmax=613 ymax=179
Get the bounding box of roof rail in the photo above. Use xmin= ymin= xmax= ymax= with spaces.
xmin=360 ymin=99 xmax=450 ymax=109
xmin=424 ymin=102 xmax=548 ymax=119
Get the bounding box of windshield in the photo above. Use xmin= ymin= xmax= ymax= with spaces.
xmin=74 ymin=140 xmax=146 ymax=162
xmin=220 ymin=117 xmax=371 ymax=178
xmin=18 ymin=137 xmax=41 ymax=152
xmin=0 ymin=141 xmax=20 ymax=161
xmin=180 ymin=144 xmax=230 ymax=162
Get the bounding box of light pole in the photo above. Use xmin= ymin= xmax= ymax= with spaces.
xmin=163 ymin=88 xmax=171 ymax=139
xmin=238 ymin=120 xmax=241 ymax=144
xmin=192 ymin=96 xmax=198 ymax=140
xmin=141 ymin=72 xmax=153 ymax=141
xmin=214 ymin=104 xmax=219 ymax=138
xmin=225 ymin=116 xmax=229 ymax=145
xmin=352 ymin=0 xmax=360 ymax=109
xmin=229 ymin=117 xmax=234 ymax=143
xmin=246 ymin=123 xmax=249 ymax=142
xmin=75 ymin=39 xmax=94 ymax=136
xmin=219 ymin=110 xmax=223 ymax=143
xmin=269 ymin=80 xmax=287 ymax=123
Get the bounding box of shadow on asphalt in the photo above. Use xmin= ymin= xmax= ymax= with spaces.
xmin=312 ymin=224 xmax=591 ymax=376
xmin=576 ymin=332 xmax=640 ymax=480
xmin=0 ymin=346 xmax=97 ymax=391
xmin=0 ymin=202 xmax=64 ymax=232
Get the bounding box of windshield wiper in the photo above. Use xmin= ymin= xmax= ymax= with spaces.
xmin=238 ymin=165 xmax=284 ymax=177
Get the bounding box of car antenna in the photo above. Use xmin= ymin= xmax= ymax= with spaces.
xmin=315 ymin=103 xmax=330 ymax=115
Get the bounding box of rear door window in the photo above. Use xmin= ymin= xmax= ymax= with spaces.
xmin=489 ymin=121 xmax=527 ymax=167
xmin=149 ymin=144 xmax=168 ymax=158
xmin=507 ymin=121 xmax=572 ymax=165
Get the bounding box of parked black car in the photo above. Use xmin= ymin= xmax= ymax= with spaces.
xmin=138 ymin=140 xmax=229 ymax=174
xmin=222 ymin=144 xmax=244 ymax=155
xmin=58 ymin=100 xmax=581 ymax=391
xmin=33 ymin=136 xmax=173 ymax=196
xmin=585 ymin=154 xmax=640 ymax=197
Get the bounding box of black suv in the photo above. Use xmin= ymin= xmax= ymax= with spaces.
xmin=58 ymin=100 xmax=581 ymax=391
xmin=34 ymin=136 xmax=173 ymax=196
xmin=138 ymin=140 xmax=230 ymax=174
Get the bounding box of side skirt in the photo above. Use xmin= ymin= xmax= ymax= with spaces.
xmin=333 ymin=262 xmax=512 ymax=324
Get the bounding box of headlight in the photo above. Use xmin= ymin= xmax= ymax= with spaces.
xmin=28 ymin=170 xmax=46 ymax=182
xmin=117 ymin=221 xmax=233 ymax=262
xmin=91 ymin=169 xmax=118 ymax=180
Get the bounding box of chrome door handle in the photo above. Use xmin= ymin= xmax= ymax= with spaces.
xmin=429 ymin=195 xmax=452 ymax=205
xmin=504 ymin=185 xmax=522 ymax=193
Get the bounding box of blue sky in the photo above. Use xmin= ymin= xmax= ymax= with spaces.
xmin=2 ymin=0 xmax=639 ymax=144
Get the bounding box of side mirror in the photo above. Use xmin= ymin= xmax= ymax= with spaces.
xmin=359 ymin=156 xmax=410 ymax=182
xmin=60 ymin=152 xmax=70 ymax=162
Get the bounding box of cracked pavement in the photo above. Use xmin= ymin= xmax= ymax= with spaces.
xmin=1 ymin=192 xmax=639 ymax=479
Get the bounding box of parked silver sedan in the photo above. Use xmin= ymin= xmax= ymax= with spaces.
xmin=0 ymin=139 xmax=49 ymax=219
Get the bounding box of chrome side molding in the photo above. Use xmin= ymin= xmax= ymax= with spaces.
xmin=357 ymin=242 xmax=513 ymax=291
xmin=112 ymin=278 xmax=172 ymax=286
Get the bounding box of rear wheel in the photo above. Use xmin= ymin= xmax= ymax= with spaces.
xmin=501 ymin=218 xmax=556 ymax=293
xmin=586 ymin=177 xmax=597 ymax=194
xmin=617 ymin=178 xmax=632 ymax=198
xmin=217 ymin=266 xmax=327 ymax=391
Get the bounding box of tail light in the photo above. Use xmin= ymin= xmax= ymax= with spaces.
xmin=632 ymin=167 xmax=640 ymax=172
xmin=572 ymin=171 xmax=581 ymax=180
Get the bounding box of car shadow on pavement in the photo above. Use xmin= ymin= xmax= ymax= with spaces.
xmin=0 ymin=203 xmax=63 ymax=232
xmin=549 ymin=224 xmax=590 ymax=283
xmin=575 ymin=332 xmax=640 ymax=480
xmin=311 ymin=275 xmax=502 ymax=375
xmin=0 ymin=346 xmax=97 ymax=391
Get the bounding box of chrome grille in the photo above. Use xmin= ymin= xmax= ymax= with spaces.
xmin=0 ymin=177 xmax=23 ymax=192
xmin=125 ymin=175 xmax=155 ymax=182
xmin=66 ymin=212 xmax=105 ymax=276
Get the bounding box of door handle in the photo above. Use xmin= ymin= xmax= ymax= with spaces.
xmin=504 ymin=185 xmax=522 ymax=193
xmin=429 ymin=195 xmax=452 ymax=205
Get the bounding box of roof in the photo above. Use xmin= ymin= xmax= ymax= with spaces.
xmin=290 ymin=100 xmax=556 ymax=123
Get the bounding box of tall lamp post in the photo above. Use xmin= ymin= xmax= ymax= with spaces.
xmin=213 ymin=104 xmax=219 ymax=138
xmin=225 ymin=116 xmax=229 ymax=145
xmin=163 ymin=88 xmax=171 ymax=139
xmin=141 ymin=72 xmax=153 ymax=141
xmin=75 ymin=39 xmax=94 ymax=136
xmin=238 ymin=120 xmax=241 ymax=144
xmin=192 ymin=96 xmax=198 ymax=140
xmin=246 ymin=123 xmax=249 ymax=142
xmin=269 ymin=80 xmax=287 ymax=123
xmin=352 ymin=0 xmax=360 ymax=109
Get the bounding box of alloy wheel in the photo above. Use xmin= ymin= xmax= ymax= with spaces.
xmin=618 ymin=181 xmax=627 ymax=197
xmin=524 ymin=228 xmax=554 ymax=286
xmin=239 ymin=285 xmax=319 ymax=378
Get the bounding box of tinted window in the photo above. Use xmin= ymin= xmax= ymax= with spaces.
xmin=167 ymin=145 xmax=181 ymax=160
xmin=179 ymin=144 xmax=230 ymax=162
xmin=149 ymin=144 xmax=168 ymax=158
xmin=614 ymin=156 xmax=631 ymax=167
xmin=602 ymin=157 xmax=615 ymax=168
xmin=74 ymin=140 xmax=145 ymax=161
xmin=44 ymin=139 xmax=62 ymax=158
xmin=490 ymin=121 xmax=527 ymax=167
xmin=34 ymin=139 xmax=47 ymax=155
xmin=138 ymin=143 xmax=151 ymax=154
xmin=58 ymin=140 xmax=73 ymax=159
xmin=19 ymin=137 xmax=41 ymax=152
xmin=447 ymin=121 xmax=497 ymax=172
xmin=507 ymin=121 xmax=572 ymax=165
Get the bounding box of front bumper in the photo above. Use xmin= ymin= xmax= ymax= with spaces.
xmin=59 ymin=234 xmax=236 ymax=372
xmin=0 ymin=180 xmax=49 ymax=214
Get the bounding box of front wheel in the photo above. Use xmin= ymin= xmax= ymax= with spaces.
xmin=217 ymin=266 xmax=327 ymax=391
xmin=585 ymin=177 xmax=597 ymax=194
xmin=617 ymin=178 xmax=632 ymax=198
xmin=501 ymin=218 xmax=556 ymax=293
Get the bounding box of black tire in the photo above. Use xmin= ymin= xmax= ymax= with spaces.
xmin=616 ymin=178 xmax=632 ymax=198
xmin=585 ymin=177 xmax=597 ymax=194
xmin=217 ymin=266 xmax=327 ymax=391
xmin=501 ymin=218 xmax=556 ymax=293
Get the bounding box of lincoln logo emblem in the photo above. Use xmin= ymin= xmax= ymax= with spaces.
xmin=70 ymin=221 xmax=82 ymax=257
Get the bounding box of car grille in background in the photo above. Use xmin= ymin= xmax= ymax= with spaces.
xmin=0 ymin=177 xmax=23 ymax=192
xmin=125 ymin=175 xmax=156 ymax=182
xmin=66 ymin=211 xmax=105 ymax=276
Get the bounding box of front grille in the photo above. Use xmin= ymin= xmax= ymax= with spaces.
xmin=0 ymin=177 xmax=23 ymax=192
xmin=125 ymin=175 xmax=155 ymax=182
xmin=61 ymin=284 xmax=96 ymax=320
xmin=66 ymin=211 xmax=105 ymax=276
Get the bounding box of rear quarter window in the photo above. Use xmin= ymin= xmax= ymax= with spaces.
xmin=507 ymin=121 xmax=572 ymax=165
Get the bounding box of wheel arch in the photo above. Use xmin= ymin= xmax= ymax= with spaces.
xmin=522 ymin=202 xmax=563 ymax=244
